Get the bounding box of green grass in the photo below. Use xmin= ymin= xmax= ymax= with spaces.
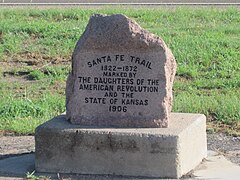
xmin=0 ymin=87 xmax=65 ymax=134
xmin=0 ymin=7 xmax=239 ymax=135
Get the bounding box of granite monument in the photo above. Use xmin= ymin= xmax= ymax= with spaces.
xmin=35 ymin=14 xmax=207 ymax=178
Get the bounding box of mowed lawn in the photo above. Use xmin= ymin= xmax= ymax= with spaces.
xmin=0 ymin=7 xmax=239 ymax=135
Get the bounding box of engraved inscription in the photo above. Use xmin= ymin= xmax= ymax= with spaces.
xmin=78 ymin=54 xmax=159 ymax=113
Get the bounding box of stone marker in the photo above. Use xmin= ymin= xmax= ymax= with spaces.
xmin=35 ymin=14 xmax=207 ymax=179
xmin=66 ymin=14 xmax=176 ymax=128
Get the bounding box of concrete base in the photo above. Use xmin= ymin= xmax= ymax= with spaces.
xmin=35 ymin=113 xmax=207 ymax=179
xmin=2 ymin=151 xmax=240 ymax=180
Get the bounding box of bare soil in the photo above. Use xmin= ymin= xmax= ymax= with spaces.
xmin=0 ymin=136 xmax=34 ymax=160
xmin=207 ymin=133 xmax=240 ymax=166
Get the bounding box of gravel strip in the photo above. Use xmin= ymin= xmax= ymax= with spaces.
xmin=207 ymin=133 xmax=240 ymax=166
xmin=0 ymin=136 xmax=34 ymax=160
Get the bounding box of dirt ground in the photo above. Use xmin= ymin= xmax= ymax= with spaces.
xmin=207 ymin=133 xmax=240 ymax=166
xmin=0 ymin=133 xmax=240 ymax=166
xmin=0 ymin=136 xmax=34 ymax=160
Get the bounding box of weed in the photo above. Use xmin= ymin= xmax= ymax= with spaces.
xmin=29 ymin=70 xmax=45 ymax=80
xmin=26 ymin=171 xmax=50 ymax=180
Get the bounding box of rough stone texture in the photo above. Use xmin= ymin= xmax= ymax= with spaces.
xmin=35 ymin=113 xmax=207 ymax=178
xmin=66 ymin=14 xmax=176 ymax=128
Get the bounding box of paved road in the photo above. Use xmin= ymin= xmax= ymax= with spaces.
xmin=1 ymin=0 xmax=240 ymax=4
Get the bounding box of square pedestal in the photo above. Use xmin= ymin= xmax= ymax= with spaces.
xmin=35 ymin=113 xmax=207 ymax=178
